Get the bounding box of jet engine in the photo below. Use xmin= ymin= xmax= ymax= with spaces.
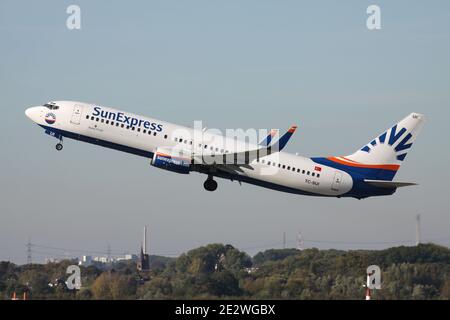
xmin=151 ymin=147 xmax=191 ymax=174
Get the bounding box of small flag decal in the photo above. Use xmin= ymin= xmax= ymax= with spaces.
xmin=314 ymin=166 xmax=322 ymax=172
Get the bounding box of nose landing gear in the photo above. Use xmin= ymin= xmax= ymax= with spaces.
xmin=55 ymin=136 xmax=63 ymax=151
xmin=55 ymin=143 xmax=63 ymax=151
xmin=44 ymin=129 xmax=64 ymax=151
xmin=203 ymin=176 xmax=218 ymax=192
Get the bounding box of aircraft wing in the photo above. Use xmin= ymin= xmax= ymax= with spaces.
xmin=194 ymin=125 xmax=298 ymax=166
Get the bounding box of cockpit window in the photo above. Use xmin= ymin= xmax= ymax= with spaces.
xmin=44 ymin=102 xmax=59 ymax=110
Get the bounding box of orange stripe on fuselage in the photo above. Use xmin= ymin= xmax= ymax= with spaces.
xmin=339 ymin=156 xmax=359 ymax=163
xmin=328 ymin=157 xmax=400 ymax=171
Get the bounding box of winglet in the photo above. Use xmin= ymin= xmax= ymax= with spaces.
xmin=277 ymin=125 xmax=297 ymax=151
xmin=259 ymin=129 xmax=278 ymax=146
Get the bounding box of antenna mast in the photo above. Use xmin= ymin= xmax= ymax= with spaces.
xmin=26 ymin=237 xmax=32 ymax=265
xmin=143 ymin=225 xmax=147 ymax=254
xmin=297 ymin=230 xmax=304 ymax=251
xmin=416 ymin=214 xmax=421 ymax=246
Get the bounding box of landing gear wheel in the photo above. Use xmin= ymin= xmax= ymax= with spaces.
xmin=55 ymin=143 xmax=63 ymax=151
xmin=204 ymin=178 xmax=218 ymax=192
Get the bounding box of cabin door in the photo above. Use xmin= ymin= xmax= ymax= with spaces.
xmin=331 ymin=171 xmax=342 ymax=192
xmin=70 ymin=104 xmax=84 ymax=125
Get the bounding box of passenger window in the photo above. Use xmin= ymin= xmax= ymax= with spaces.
xmin=164 ymin=135 xmax=168 ymax=139
xmin=317 ymin=174 xmax=320 ymax=178
xmin=143 ymin=130 xmax=147 ymax=134
xmin=312 ymin=172 xmax=315 ymax=177
xmin=282 ymin=165 xmax=286 ymax=169
xmin=106 ymin=120 xmax=109 ymax=124
xmin=96 ymin=118 xmax=99 ymax=122
xmin=86 ymin=115 xmax=89 ymax=119
xmin=137 ymin=128 xmax=141 ymax=132
xmin=302 ymin=170 xmax=305 ymax=174
xmin=132 ymin=127 xmax=135 ymax=131
xmin=91 ymin=116 xmax=94 ymax=120
xmin=307 ymin=171 xmax=310 ymax=175
xmin=111 ymin=121 xmax=114 ymax=126
xmin=267 ymin=161 xmax=271 ymax=165
xmin=121 ymin=124 xmax=124 ymax=128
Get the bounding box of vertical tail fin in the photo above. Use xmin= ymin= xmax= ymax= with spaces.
xmin=336 ymin=113 xmax=425 ymax=180
xmin=346 ymin=113 xmax=425 ymax=164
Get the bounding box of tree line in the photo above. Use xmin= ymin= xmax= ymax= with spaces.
xmin=0 ymin=243 xmax=449 ymax=300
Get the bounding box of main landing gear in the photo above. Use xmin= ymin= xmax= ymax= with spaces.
xmin=203 ymin=176 xmax=218 ymax=192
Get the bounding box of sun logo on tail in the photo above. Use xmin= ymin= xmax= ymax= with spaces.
xmin=360 ymin=125 xmax=413 ymax=161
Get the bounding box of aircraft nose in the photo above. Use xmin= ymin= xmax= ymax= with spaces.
xmin=25 ymin=107 xmax=33 ymax=119
xmin=25 ymin=106 xmax=40 ymax=122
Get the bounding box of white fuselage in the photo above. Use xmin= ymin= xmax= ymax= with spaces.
xmin=25 ymin=101 xmax=354 ymax=197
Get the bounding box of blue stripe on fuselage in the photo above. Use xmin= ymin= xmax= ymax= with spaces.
xmin=38 ymin=125 xmax=396 ymax=199
xmin=311 ymin=157 xmax=397 ymax=199
xmin=40 ymin=125 xmax=330 ymax=196
xmin=311 ymin=157 xmax=397 ymax=181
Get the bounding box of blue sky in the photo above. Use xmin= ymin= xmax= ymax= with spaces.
xmin=1 ymin=1 xmax=449 ymax=263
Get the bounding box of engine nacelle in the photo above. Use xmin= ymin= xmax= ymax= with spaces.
xmin=151 ymin=147 xmax=191 ymax=174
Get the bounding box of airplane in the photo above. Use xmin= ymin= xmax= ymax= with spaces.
xmin=25 ymin=101 xmax=425 ymax=199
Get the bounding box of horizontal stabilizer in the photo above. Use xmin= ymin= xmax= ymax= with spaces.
xmin=364 ymin=179 xmax=417 ymax=189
